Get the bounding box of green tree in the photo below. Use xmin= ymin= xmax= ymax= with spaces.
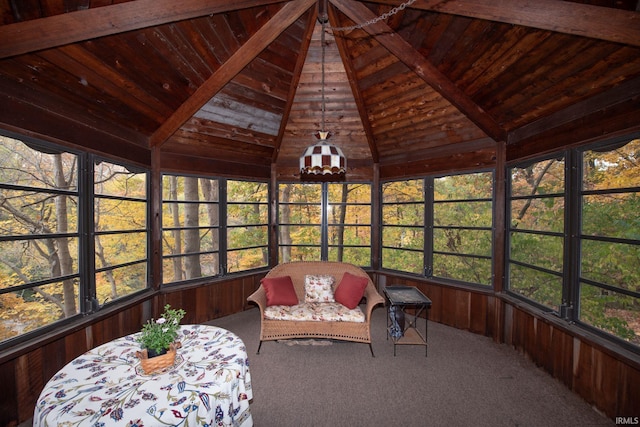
xmin=0 ymin=137 xmax=78 ymax=338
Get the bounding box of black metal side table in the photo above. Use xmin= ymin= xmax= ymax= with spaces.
xmin=384 ymin=286 xmax=432 ymax=356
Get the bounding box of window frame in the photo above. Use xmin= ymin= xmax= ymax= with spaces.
xmin=225 ymin=178 xmax=270 ymax=274
xmin=506 ymin=134 xmax=640 ymax=353
xmin=505 ymin=153 xmax=568 ymax=313
xmin=0 ymin=133 xmax=152 ymax=350
xmin=380 ymin=170 xmax=495 ymax=287
xmin=277 ymin=181 xmax=372 ymax=266
xmin=431 ymin=171 xmax=494 ymax=286
xmin=574 ymin=137 xmax=640 ymax=350
xmin=0 ymin=136 xmax=84 ymax=345
xmin=161 ymin=174 xmax=222 ymax=285
xmin=161 ymin=174 xmax=270 ymax=286
xmin=91 ymin=156 xmax=151 ymax=308
xmin=380 ymin=178 xmax=427 ymax=275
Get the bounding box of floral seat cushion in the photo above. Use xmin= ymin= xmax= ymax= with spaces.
xmin=264 ymin=302 xmax=365 ymax=323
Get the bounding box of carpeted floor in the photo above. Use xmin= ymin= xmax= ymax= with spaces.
xmin=208 ymin=307 xmax=614 ymax=427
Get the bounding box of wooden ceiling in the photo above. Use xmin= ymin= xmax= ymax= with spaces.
xmin=0 ymin=0 xmax=639 ymax=180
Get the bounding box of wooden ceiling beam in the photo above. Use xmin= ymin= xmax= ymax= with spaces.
xmin=271 ymin=10 xmax=317 ymax=164
xmin=331 ymin=0 xmax=506 ymax=142
xmin=329 ymin=4 xmax=380 ymax=163
xmin=0 ymin=0 xmax=286 ymax=59
xmin=364 ymin=0 xmax=640 ymax=47
xmin=150 ymin=0 xmax=316 ymax=147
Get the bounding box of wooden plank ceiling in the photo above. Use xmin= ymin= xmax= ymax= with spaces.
xmin=0 ymin=0 xmax=639 ymax=180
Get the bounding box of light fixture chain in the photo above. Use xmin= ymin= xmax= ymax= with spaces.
xmin=328 ymin=0 xmax=416 ymax=32
xmin=321 ymin=19 xmax=326 ymax=132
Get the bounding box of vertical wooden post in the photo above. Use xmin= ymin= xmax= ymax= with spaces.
xmin=269 ymin=163 xmax=279 ymax=267
xmin=493 ymin=140 xmax=506 ymax=343
xmin=371 ymin=162 xmax=381 ymax=271
xmin=150 ymin=145 xmax=162 ymax=291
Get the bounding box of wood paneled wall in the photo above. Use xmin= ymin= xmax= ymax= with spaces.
xmin=2 ymin=270 xmax=639 ymax=425
xmin=376 ymin=272 xmax=640 ymax=420
xmin=503 ymin=302 xmax=640 ymax=419
xmin=376 ymin=273 xmax=497 ymax=336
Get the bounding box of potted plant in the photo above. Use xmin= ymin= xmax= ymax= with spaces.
xmin=136 ymin=304 xmax=185 ymax=373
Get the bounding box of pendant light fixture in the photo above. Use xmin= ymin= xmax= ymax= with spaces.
xmin=299 ymin=3 xmax=346 ymax=181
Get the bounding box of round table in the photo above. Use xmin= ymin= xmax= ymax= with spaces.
xmin=33 ymin=324 xmax=252 ymax=426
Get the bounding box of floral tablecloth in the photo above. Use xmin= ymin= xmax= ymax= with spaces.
xmin=33 ymin=324 xmax=252 ymax=427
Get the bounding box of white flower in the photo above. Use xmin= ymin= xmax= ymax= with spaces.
xmin=156 ymin=317 xmax=167 ymax=324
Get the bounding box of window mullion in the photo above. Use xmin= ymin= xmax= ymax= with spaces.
xmin=219 ymin=179 xmax=228 ymax=275
xmin=321 ymin=183 xmax=329 ymax=261
xmin=425 ymin=177 xmax=434 ymax=277
xmin=564 ymin=149 xmax=580 ymax=320
xmin=80 ymin=153 xmax=97 ymax=313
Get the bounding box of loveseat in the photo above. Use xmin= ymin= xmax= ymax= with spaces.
xmin=247 ymin=261 xmax=385 ymax=356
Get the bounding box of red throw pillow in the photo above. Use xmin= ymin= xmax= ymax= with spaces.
xmin=334 ymin=272 xmax=368 ymax=309
xmin=261 ymin=276 xmax=299 ymax=306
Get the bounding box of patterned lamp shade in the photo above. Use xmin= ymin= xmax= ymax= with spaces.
xmin=300 ymin=134 xmax=346 ymax=181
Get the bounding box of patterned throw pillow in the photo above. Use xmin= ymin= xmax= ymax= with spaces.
xmin=304 ymin=275 xmax=336 ymax=303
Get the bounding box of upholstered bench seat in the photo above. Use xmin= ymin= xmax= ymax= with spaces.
xmin=264 ymin=302 xmax=366 ymax=323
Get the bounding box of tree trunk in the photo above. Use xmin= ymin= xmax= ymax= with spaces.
xmin=279 ymin=184 xmax=292 ymax=263
xmin=93 ymin=175 xmax=117 ymax=300
xmin=253 ymin=202 xmax=268 ymax=265
xmin=516 ymin=159 xmax=556 ymax=223
xmin=183 ymin=177 xmax=202 ymax=279
xmin=53 ymin=154 xmax=76 ymax=317
xmin=170 ymin=176 xmax=183 ymax=281
xmin=337 ymin=183 xmax=348 ymax=262
xmin=0 ymin=196 xmax=65 ymax=314
xmin=200 ymin=178 xmax=219 ymax=275
xmin=95 ymin=234 xmax=117 ymax=300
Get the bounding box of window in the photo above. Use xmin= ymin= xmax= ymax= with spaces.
xmin=94 ymin=160 xmax=149 ymax=305
xmin=162 ymin=176 xmax=269 ymax=283
xmin=381 ymin=179 xmax=425 ymax=274
xmin=327 ymin=183 xmax=371 ymax=266
xmin=507 ymin=137 xmax=640 ymax=349
xmin=278 ymin=183 xmax=322 ymax=261
xmin=278 ymin=182 xmax=371 ymax=265
xmin=578 ymin=138 xmax=639 ymax=346
xmin=0 ymin=135 xmax=150 ymax=346
xmin=0 ymin=136 xmax=81 ymax=342
xmin=433 ymin=172 xmax=493 ymax=285
xmin=226 ymin=180 xmax=269 ymax=273
xmin=162 ymin=175 xmax=220 ymax=284
xmin=507 ymin=156 xmax=566 ymax=311
xmin=382 ymin=172 xmax=493 ymax=285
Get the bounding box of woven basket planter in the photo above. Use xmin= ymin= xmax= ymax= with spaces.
xmin=136 ymin=342 xmax=181 ymax=374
